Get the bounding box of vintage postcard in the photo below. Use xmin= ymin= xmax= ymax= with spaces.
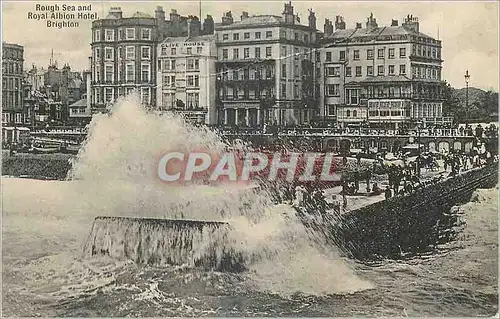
xmin=1 ymin=0 xmax=499 ymax=317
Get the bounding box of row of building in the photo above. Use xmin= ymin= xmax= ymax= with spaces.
xmin=2 ymin=2 xmax=449 ymax=130
xmin=89 ymin=3 xmax=448 ymax=129
xmin=2 ymin=41 xmax=91 ymax=127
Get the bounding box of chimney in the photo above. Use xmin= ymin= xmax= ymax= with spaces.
xmin=365 ymin=12 xmax=378 ymax=30
xmin=308 ymin=9 xmax=316 ymax=29
xmin=335 ymin=15 xmax=345 ymax=30
xmin=282 ymin=1 xmax=295 ymax=24
xmin=402 ymin=14 xmax=419 ymax=32
xmin=108 ymin=7 xmax=122 ymax=19
xmin=187 ymin=16 xmax=201 ymax=37
xmin=221 ymin=11 xmax=234 ymax=25
xmin=241 ymin=11 xmax=249 ymax=21
xmin=356 ymin=22 xmax=362 ymax=29
xmin=324 ymin=18 xmax=333 ymax=36
xmin=203 ymin=15 xmax=214 ymax=35
xmin=155 ymin=6 xmax=165 ymax=22
xmin=391 ymin=19 xmax=398 ymax=26
xmin=155 ymin=6 xmax=166 ymax=30
xmin=170 ymin=9 xmax=180 ymax=23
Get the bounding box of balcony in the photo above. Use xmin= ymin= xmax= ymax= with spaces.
xmin=361 ymin=93 xmax=412 ymax=99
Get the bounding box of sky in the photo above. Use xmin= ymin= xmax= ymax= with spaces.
xmin=2 ymin=0 xmax=499 ymax=91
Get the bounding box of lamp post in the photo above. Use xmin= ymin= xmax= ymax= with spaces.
xmin=464 ymin=70 xmax=470 ymax=125
xmin=416 ymin=122 xmax=421 ymax=178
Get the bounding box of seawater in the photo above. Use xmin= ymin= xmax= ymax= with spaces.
xmin=2 ymin=95 xmax=498 ymax=316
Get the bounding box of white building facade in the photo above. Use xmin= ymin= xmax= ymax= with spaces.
xmin=156 ymin=35 xmax=217 ymax=124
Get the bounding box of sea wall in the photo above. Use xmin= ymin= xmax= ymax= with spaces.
xmin=336 ymin=163 xmax=499 ymax=260
xmin=1 ymin=153 xmax=73 ymax=180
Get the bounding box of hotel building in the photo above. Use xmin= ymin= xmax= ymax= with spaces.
xmin=215 ymin=2 xmax=319 ymax=127
xmin=156 ymin=35 xmax=217 ymax=124
xmin=2 ymin=42 xmax=24 ymax=125
xmin=90 ymin=6 xmax=213 ymax=111
xmin=319 ymin=14 xmax=447 ymax=129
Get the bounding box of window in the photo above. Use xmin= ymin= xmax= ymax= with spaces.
xmin=388 ymin=65 xmax=395 ymax=75
xmin=187 ymin=47 xmax=192 ymax=55
xmin=233 ymin=48 xmax=239 ymax=59
xmin=171 ymin=48 xmax=176 ymax=55
xmin=294 ymin=47 xmax=299 ymax=60
xmin=222 ymin=49 xmax=228 ymax=59
xmin=349 ymin=89 xmax=358 ymax=105
xmin=105 ymin=29 xmax=114 ymax=41
xmin=141 ymin=28 xmax=151 ymax=40
xmin=126 ymin=46 xmax=135 ymax=60
xmin=346 ymin=110 xmax=351 ymax=117
xmin=105 ymin=47 xmax=114 ymax=60
xmin=255 ymin=32 xmax=261 ymax=39
xmin=281 ymin=46 xmax=287 ymax=56
xmin=266 ymin=31 xmax=272 ymax=38
xmin=163 ymin=75 xmax=175 ymax=87
xmin=105 ymin=87 xmax=113 ymax=102
xmin=187 ymin=92 xmax=200 ymax=108
xmin=141 ymin=88 xmax=150 ymax=105
xmin=223 ymin=34 xmax=228 ymax=41
xmin=353 ymin=50 xmax=360 ymax=60
xmin=117 ymin=47 xmax=122 ymax=60
xmin=327 ymin=84 xmax=340 ymax=96
xmin=281 ymin=83 xmax=286 ymax=98
xmin=326 ymin=52 xmax=332 ymax=62
xmin=327 ymin=105 xmax=336 ymax=116
xmin=197 ymin=47 xmax=202 ymax=54
xmin=94 ymin=29 xmax=101 ymax=41
xmin=326 ymin=67 xmax=334 ymax=76
xmin=367 ymin=66 xmax=374 ymax=76
xmin=105 ymin=64 xmax=114 ymax=82
xmin=244 ymin=32 xmax=250 ymax=39
xmin=294 ymin=64 xmax=299 ymax=78
xmin=294 ymin=32 xmax=299 ymax=41
xmin=187 ymin=59 xmax=199 ymax=70
xmin=244 ymin=48 xmax=250 ymax=59
xmin=353 ymin=110 xmax=358 ymax=118
xmin=388 ymin=48 xmax=395 ymax=59
xmin=126 ymin=63 xmax=135 ymax=82
xmin=126 ymin=28 xmax=135 ymax=40
xmin=333 ymin=67 xmax=341 ymax=76
xmin=141 ymin=63 xmax=150 ymax=82
xmin=233 ymin=33 xmax=239 ymax=40
xmin=294 ymin=84 xmax=299 ymax=98
xmin=346 ymin=67 xmax=352 ymax=77
xmin=281 ymin=64 xmax=287 ymax=78
xmin=367 ymin=49 xmax=374 ymax=60
xmin=95 ymin=48 xmax=101 ymax=61
xmin=95 ymin=66 xmax=101 ymax=82
xmin=186 ymin=75 xmax=199 ymax=87
xmin=266 ymin=47 xmax=272 ymax=58
xmin=355 ymin=66 xmax=362 ymax=77
xmin=377 ymin=49 xmax=384 ymax=59
xmin=255 ymin=47 xmax=260 ymax=59
xmin=304 ymin=34 xmax=309 ymax=43
xmin=340 ymin=51 xmax=346 ymax=61
xmin=377 ymin=65 xmax=384 ymax=76
xmin=163 ymin=59 xmax=175 ymax=71
xmin=399 ymin=48 xmax=406 ymax=58
xmin=400 ymin=65 xmax=406 ymax=75
xmin=141 ymin=46 xmax=151 ymax=59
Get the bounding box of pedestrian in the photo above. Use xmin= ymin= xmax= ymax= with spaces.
xmin=384 ymin=186 xmax=392 ymax=199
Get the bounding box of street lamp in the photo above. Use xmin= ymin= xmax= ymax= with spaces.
xmin=464 ymin=70 xmax=470 ymax=125
xmin=416 ymin=122 xmax=421 ymax=178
